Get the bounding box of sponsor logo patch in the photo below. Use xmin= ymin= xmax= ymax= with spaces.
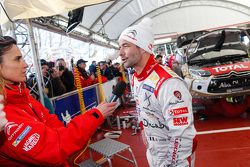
xmin=5 ymin=122 xmax=18 ymax=136
xmin=142 ymin=84 xmax=154 ymax=93
xmin=171 ymin=138 xmax=180 ymax=164
xmin=169 ymin=100 xmax=184 ymax=105
xmin=124 ymin=30 xmax=137 ymax=41
xmin=173 ymin=117 xmax=188 ymax=126
xmin=144 ymin=92 xmax=151 ymax=108
xmin=174 ymin=91 xmax=182 ymax=100
xmin=127 ymin=29 xmax=137 ymax=38
xmin=12 ymin=126 xmax=31 ymax=147
xmin=170 ymin=107 xmax=189 ymax=116
xmin=23 ymin=133 xmax=40 ymax=151
xmin=212 ymin=63 xmax=248 ymax=73
xmin=8 ymin=123 xmax=24 ymax=141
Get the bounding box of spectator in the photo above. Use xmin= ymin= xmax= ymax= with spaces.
xmin=107 ymin=59 xmax=122 ymax=77
xmin=76 ymin=59 xmax=95 ymax=87
xmin=56 ymin=58 xmax=75 ymax=92
xmin=27 ymin=59 xmax=66 ymax=99
xmin=89 ymin=60 xmax=97 ymax=76
xmin=155 ymin=54 xmax=163 ymax=65
xmin=0 ymin=35 xmax=117 ymax=166
xmin=114 ymin=62 xmax=120 ymax=69
xmin=100 ymin=61 xmax=114 ymax=80
xmin=77 ymin=59 xmax=89 ymax=78
xmin=167 ymin=54 xmax=175 ymax=69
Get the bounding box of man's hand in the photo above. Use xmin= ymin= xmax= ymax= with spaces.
xmin=96 ymin=102 xmax=117 ymax=118
xmin=0 ymin=95 xmax=7 ymax=131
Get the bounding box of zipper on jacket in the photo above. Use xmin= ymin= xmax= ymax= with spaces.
xmin=28 ymin=103 xmax=43 ymax=122
xmin=18 ymin=83 xmax=22 ymax=93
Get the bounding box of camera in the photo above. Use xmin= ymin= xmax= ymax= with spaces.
xmin=59 ymin=65 xmax=65 ymax=71
xmin=48 ymin=68 xmax=55 ymax=74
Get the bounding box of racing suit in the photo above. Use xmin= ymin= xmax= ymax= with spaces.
xmin=132 ymin=56 xmax=196 ymax=167
xmin=0 ymin=82 xmax=105 ymax=166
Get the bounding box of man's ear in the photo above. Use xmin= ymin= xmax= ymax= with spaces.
xmin=139 ymin=48 xmax=146 ymax=55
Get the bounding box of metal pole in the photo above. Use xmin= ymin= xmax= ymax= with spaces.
xmin=26 ymin=19 xmax=45 ymax=106
xmin=0 ymin=25 xmax=3 ymax=36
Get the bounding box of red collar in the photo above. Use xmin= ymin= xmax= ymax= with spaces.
xmin=134 ymin=55 xmax=158 ymax=81
xmin=5 ymin=82 xmax=30 ymax=105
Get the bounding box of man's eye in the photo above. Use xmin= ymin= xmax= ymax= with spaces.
xmin=16 ymin=56 xmax=22 ymax=61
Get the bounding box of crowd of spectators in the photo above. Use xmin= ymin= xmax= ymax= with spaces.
xmin=26 ymin=58 xmax=126 ymax=102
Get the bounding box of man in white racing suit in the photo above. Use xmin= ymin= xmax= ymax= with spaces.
xmin=118 ymin=17 xmax=197 ymax=167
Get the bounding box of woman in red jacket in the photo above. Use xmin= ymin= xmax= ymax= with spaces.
xmin=0 ymin=36 xmax=117 ymax=166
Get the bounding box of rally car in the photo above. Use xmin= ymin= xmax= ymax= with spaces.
xmin=181 ymin=28 xmax=250 ymax=99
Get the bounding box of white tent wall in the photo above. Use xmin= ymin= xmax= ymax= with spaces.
xmin=21 ymin=27 xmax=117 ymax=69
xmin=1 ymin=0 xmax=249 ymax=43
xmin=73 ymin=0 xmax=250 ymax=40
xmin=153 ymin=5 xmax=250 ymax=38
xmin=1 ymin=22 xmax=118 ymax=69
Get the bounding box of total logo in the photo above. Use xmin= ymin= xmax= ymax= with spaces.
xmin=212 ymin=63 xmax=248 ymax=73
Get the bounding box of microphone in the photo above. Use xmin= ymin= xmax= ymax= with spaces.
xmin=108 ymin=81 xmax=127 ymax=102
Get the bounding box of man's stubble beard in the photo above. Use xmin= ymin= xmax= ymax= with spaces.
xmin=124 ymin=52 xmax=139 ymax=69
xmin=124 ymin=60 xmax=135 ymax=69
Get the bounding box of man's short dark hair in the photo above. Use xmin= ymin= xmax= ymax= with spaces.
xmin=56 ymin=58 xmax=65 ymax=62
xmin=107 ymin=59 xmax=112 ymax=65
xmin=40 ymin=59 xmax=48 ymax=66
xmin=155 ymin=54 xmax=163 ymax=59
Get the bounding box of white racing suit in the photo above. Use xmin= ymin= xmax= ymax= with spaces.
xmin=132 ymin=56 xmax=196 ymax=167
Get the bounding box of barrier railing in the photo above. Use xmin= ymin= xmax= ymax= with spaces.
xmin=50 ymin=78 xmax=119 ymax=124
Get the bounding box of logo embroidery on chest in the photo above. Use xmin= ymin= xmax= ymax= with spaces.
xmin=142 ymin=92 xmax=155 ymax=112
xmin=142 ymin=84 xmax=154 ymax=93
xmin=144 ymin=92 xmax=151 ymax=108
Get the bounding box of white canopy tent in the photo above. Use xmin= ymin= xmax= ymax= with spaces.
xmin=1 ymin=0 xmax=249 ymax=42
xmin=0 ymin=0 xmax=110 ymax=24
xmin=71 ymin=0 xmax=250 ymax=41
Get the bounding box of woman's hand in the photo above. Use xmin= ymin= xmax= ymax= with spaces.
xmin=96 ymin=102 xmax=117 ymax=118
xmin=0 ymin=95 xmax=7 ymax=131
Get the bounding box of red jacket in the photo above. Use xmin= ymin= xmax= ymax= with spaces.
xmin=168 ymin=54 xmax=175 ymax=70
xmin=0 ymin=83 xmax=104 ymax=166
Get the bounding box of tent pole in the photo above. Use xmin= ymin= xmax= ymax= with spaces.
xmin=26 ymin=19 xmax=45 ymax=106
xmin=0 ymin=25 xmax=2 ymax=36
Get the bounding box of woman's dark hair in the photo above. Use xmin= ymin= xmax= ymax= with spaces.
xmin=0 ymin=36 xmax=17 ymax=63
xmin=0 ymin=36 xmax=16 ymax=95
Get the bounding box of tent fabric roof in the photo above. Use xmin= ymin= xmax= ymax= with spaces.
xmin=82 ymin=0 xmax=250 ymax=40
xmin=0 ymin=0 xmax=110 ymax=24
xmin=1 ymin=0 xmax=250 ymax=42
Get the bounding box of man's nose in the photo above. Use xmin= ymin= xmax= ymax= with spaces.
xmin=118 ymin=49 xmax=124 ymax=57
